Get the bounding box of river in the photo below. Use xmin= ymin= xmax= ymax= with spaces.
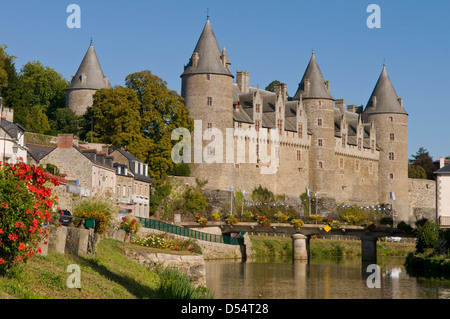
xmin=205 ymin=256 xmax=450 ymax=299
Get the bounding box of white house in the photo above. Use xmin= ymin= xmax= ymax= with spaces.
xmin=435 ymin=157 xmax=450 ymax=227
xmin=0 ymin=99 xmax=27 ymax=164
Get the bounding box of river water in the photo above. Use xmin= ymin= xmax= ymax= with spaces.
xmin=205 ymin=256 xmax=450 ymax=299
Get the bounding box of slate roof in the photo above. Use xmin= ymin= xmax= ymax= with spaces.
xmin=435 ymin=164 xmax=450 ymax=175
xmin=109 ymin=147 xmax=152 ymax=182
xmin=26 ymin=143 xmax=56 ymax=163
xmin=1 ymin=118 xmax=25 ymax=140
xmin=292 ymin=53 xmax=334 ymax=101
xmin=363 ymin=66 xmax=408 ymax=116
xmin=181 ymin=18 xmax=233 ymax=77
xmin=68 ymin=43 xmax=111 ymax=90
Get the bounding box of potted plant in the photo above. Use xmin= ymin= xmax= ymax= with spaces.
xmin=210 ymin=212 xmax=222 ymax=221
xmin=194 ymin=216 xmax=207 ymax=227
xmin=224 ymin=215 xmax=238 ymax=225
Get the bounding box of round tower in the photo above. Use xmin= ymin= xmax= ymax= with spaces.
xmin=180 ymin=17 xmax=234 ymax=191
xmin=292 ymin=53 xmax=336 ymax=209
xmin=66 ymin=41 xmax=111 ymax=116
xmin=362 ymin=65 xmax=409 ymax=224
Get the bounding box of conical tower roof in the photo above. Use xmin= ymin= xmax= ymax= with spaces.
xmin=363 ymin=66 xmax=407 ymax=115
xmin=181 ymin=18 xmax=233 ymax=77
xmin=292 ymin=53 xmax=333 ymax=100
xmin=68 ymin=42 xmax=110 ymax=90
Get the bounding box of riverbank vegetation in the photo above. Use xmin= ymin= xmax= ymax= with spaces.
xmin=249 ymin=235 xmax=416 ymax=259
xmin=0 ymin=238 xmax=211 ymax=299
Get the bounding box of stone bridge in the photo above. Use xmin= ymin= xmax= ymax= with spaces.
xmin=177 ymin=221 xmax=416 ymax=264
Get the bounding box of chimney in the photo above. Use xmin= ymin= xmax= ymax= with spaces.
xmin=398 ymin=98 xmax=403 ymax=109
xmin=347 ymin=104 xmax=357 ymax=113
xmin=192 ymin=52 xmax=199 ymax=68
xmin=236 ymin=71 xmax=249 ymax=94
xmin=57 ymin=134 xmax=74 ymax=148
xmin=440 ymin=157 xmax=445 ymax=169
xmin=274 ymin=83 xmax=287 ymax=101
xmin=335 ymin=99 xmax=346 ymax=112
xmin=325 ymin=80 xmax=330 ymax=91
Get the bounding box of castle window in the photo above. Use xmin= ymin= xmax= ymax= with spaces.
xmin=318 ymin=161 xmax=323 ymax=169
xmin=236 ymin=101 xmax=240 ymax=110
xmin=318 ymin=138 xmax=323 ymax=147
xmin=297 ymin=150 xmax=301 ymax=161
xmin=206 ymin=74 xmax=211 ymax=81
xmin=318 ymin=118 xmax=323 ymax=126
xmin=256 ymin=104 xmax=260 ymax=113
xmin=342 ymin=134 xmax=346 ymax=148
xmin=237 ymin=122 xmax=242 ymax=129
xmin=369 ymin=161 xmax=373 ymax=174
xmin=357 ymin=138 xmax=362 ymax=151
xmin=371 ymin=140 xmax=375 ymax=153
xmin=277 ymin=120 xmax=283 ymax=135
xmin=389 ymin=173 xmax=394 ymax=179
xmin=390 ymin=133 xmax=395 ymax=141
xmin=389 ymin=117 xmax=393 ymax=122
xmin=339 ymin=157 xmax=344 ymax=169
xmin=389 ymin=152 xmax=395 ymax=160
xmin=298 ymin=123 xmax=303 ymax=139
xmin=207 ymin=122 xmax=212 ymax=131
xmin=207 ymin=97 xmax=212 ymax=106
xmin=279 ymin=106 xmax=281 ymax=113
xmin=355 ymin=160 xmax=360 ymax=172
xmin=255 ymin=120 xmax=260 ymax=132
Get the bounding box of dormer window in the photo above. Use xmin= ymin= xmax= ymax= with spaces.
xmin=236 ymin=101 xmax=240 ymax=110
xmin=255 ymin=104 xmax=260 ymax=113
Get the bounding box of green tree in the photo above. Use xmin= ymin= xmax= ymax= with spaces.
xmin=409 ymin=147 xmax=436 ymax=180
xmin=49 ymin=108 xmax=83 ymax=135
xmin=124 ymin=70 xmax=193 ymax=185
xmin=86 ymin=86 xmax=152 ymax=161
xmin=408 ymin=164 xmax=427 ymax=179
xmin=265 ymin=80 xmax=289 ymax=96
xmin=0 ymin=45 xmax=14 ymax=96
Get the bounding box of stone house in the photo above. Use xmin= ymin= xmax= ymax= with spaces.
xmin=435 ymin=158 xmax=450 ymax=227
xmin=0 ymin=103 xmax=27 ymax=164
xmin=108 ymin=148 xmax=152 ymax=218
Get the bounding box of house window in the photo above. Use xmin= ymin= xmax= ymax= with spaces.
xmin=389 ymin=152 xmax=395 ymax=160
xmin=297 ymin=150 xmax=301 ymax=161
xmin=342 ymin=134 xmax=346 ymax=148
xmin=255 ymin=104 xmax=260 ymax=113
xmin=207 ymin=97 xmax=212 ymax=106
xmin=318 ymin=138 xmax=323 ymax=147
xmin=318 ymin=118 xmax=323 ymax=126
xmin=298 ymin=123 xmax=303 ymax=139
xmin=390 ymin=133 xmax=395 ymax=141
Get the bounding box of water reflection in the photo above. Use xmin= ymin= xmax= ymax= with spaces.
xmin=205 ymin=257 xmax=450 ymax=299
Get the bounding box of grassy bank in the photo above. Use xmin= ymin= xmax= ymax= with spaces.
xmin=0 ymin=238 xmax=211 ymax=299
xmin=249 ymin=235 xmax=416 ymax=258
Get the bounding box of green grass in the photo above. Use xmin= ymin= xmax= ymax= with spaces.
xmin=0 ymin=238 xmax=211 ymax=299
xmin=249 ymin=235 xmax=416 ymax=258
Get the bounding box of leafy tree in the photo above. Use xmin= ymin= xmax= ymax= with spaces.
xmin=265 ymin=80 xmax=289 ymax=96
xmin=409 ymin=147 xmax=436 ymax=180
xmin=0 ymin=45 xmax=15 ymax=96
xmin=124 ymin=70 xmax=193 ymax=185
xmin=408 ymin=164 xmax=427 ymax=179
xmin=49 ymin=107 xmax=83 ymax=135
xmin=85 ymin=86 xmax=152 ymax=161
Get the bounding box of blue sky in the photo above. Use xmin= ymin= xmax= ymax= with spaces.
xmin=1 ymin=0 xmax=449 ymax=160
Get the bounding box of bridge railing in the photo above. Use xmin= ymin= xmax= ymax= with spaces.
xmin=136 ymin=217 xmax=244 ymax=245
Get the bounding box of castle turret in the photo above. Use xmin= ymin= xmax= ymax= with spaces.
xmin=180 ymin=16 xmax=234 ymax=191
xmin=66 ymin=41 xmax=111 ymax=116
xmin=363 ymin=65 xmax=408 ymax=223
xmin=292 ymin=53 xmax=335 ymax=206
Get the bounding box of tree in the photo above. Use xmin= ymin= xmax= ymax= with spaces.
xmin=124 ymin=70 xmax=193 ymax=185
xmin=6 ymin=61 xmax=68 ymax=133
xmin=408 ymin=164 xmax=427 ymax=179
xmin=265 ymin=80 xmax=289 ymax=96
xmin=49 ymin=108 xmax=83 ymax=135
xmin=0 ymin=45 xmax=14 ymax=96
xmin=409 ymin=147 xmax=436 ymax=180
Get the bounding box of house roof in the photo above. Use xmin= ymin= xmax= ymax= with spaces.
xmin=26 ymin=143 xmax=56 ymax=162
xmin=68 ymin=43 xmax=110 ymax=90
xmin=1 ymin=118 xmax=25 ymax=140
xmin=109 ymin=148 xmax=152 ymax=182
xmin=435 ymin=164 xmax=450 ymax=175
xmin=292 ymin=53 xmax=334 ymax=101
xmin=363 ymin=66 xmax=408 ymax=116
xmin=181 ymin=18 xmax=233 ymax=77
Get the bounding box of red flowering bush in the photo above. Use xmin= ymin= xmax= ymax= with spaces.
xmin=0 ymin=161 xmax=59 ymax=276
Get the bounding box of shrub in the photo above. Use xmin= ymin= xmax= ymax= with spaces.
xmin=274 ymin=211 xmax=289 ymax=222
xmin=309 ymin=214 xmax=324 ymax=223
xmin=194 ymin=216 xmax=207 ymax=227
xmin=241 ymin=210 xmax=253 ymax=222
xmin=290 ymin=219 xmax=305 ymax=228
xmin=73 ymin=197 xmax=118 ymax=233
xmin=340 ymin=207 xmax=366 ymax=225
xmin=0 ymin=162 xmax=59 ymax=277
xmin=120 ymin=214 xmax=141 ymax=234
xmin=380 ymin=216 xmax=394 ymax=226
xmin=397 ymin=221 xmax=413 ymax=234
xmin=210 ymin=212 xmax=222 ymax=221
xmin=183 ymin=187 xmax=207 ymax=216
xmin=224 ymin=215 xmax=238 ymax=225
xmin=416 ymin=220 xmax=439 ymax=253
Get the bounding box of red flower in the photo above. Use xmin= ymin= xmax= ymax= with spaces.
xmin=18 ymin=243 xmax=26 ymax=250
xmin=37 ymin=247 xmax=42 ymax=254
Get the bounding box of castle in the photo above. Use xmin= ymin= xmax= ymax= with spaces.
xmin=180 ymin=17 xmax=409 ymax=222
xmin=64 ymin=17 xmax=419 ymax=224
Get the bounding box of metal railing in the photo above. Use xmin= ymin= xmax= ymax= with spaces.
xmin=136 ymin=217 xmax=244 ymax=245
